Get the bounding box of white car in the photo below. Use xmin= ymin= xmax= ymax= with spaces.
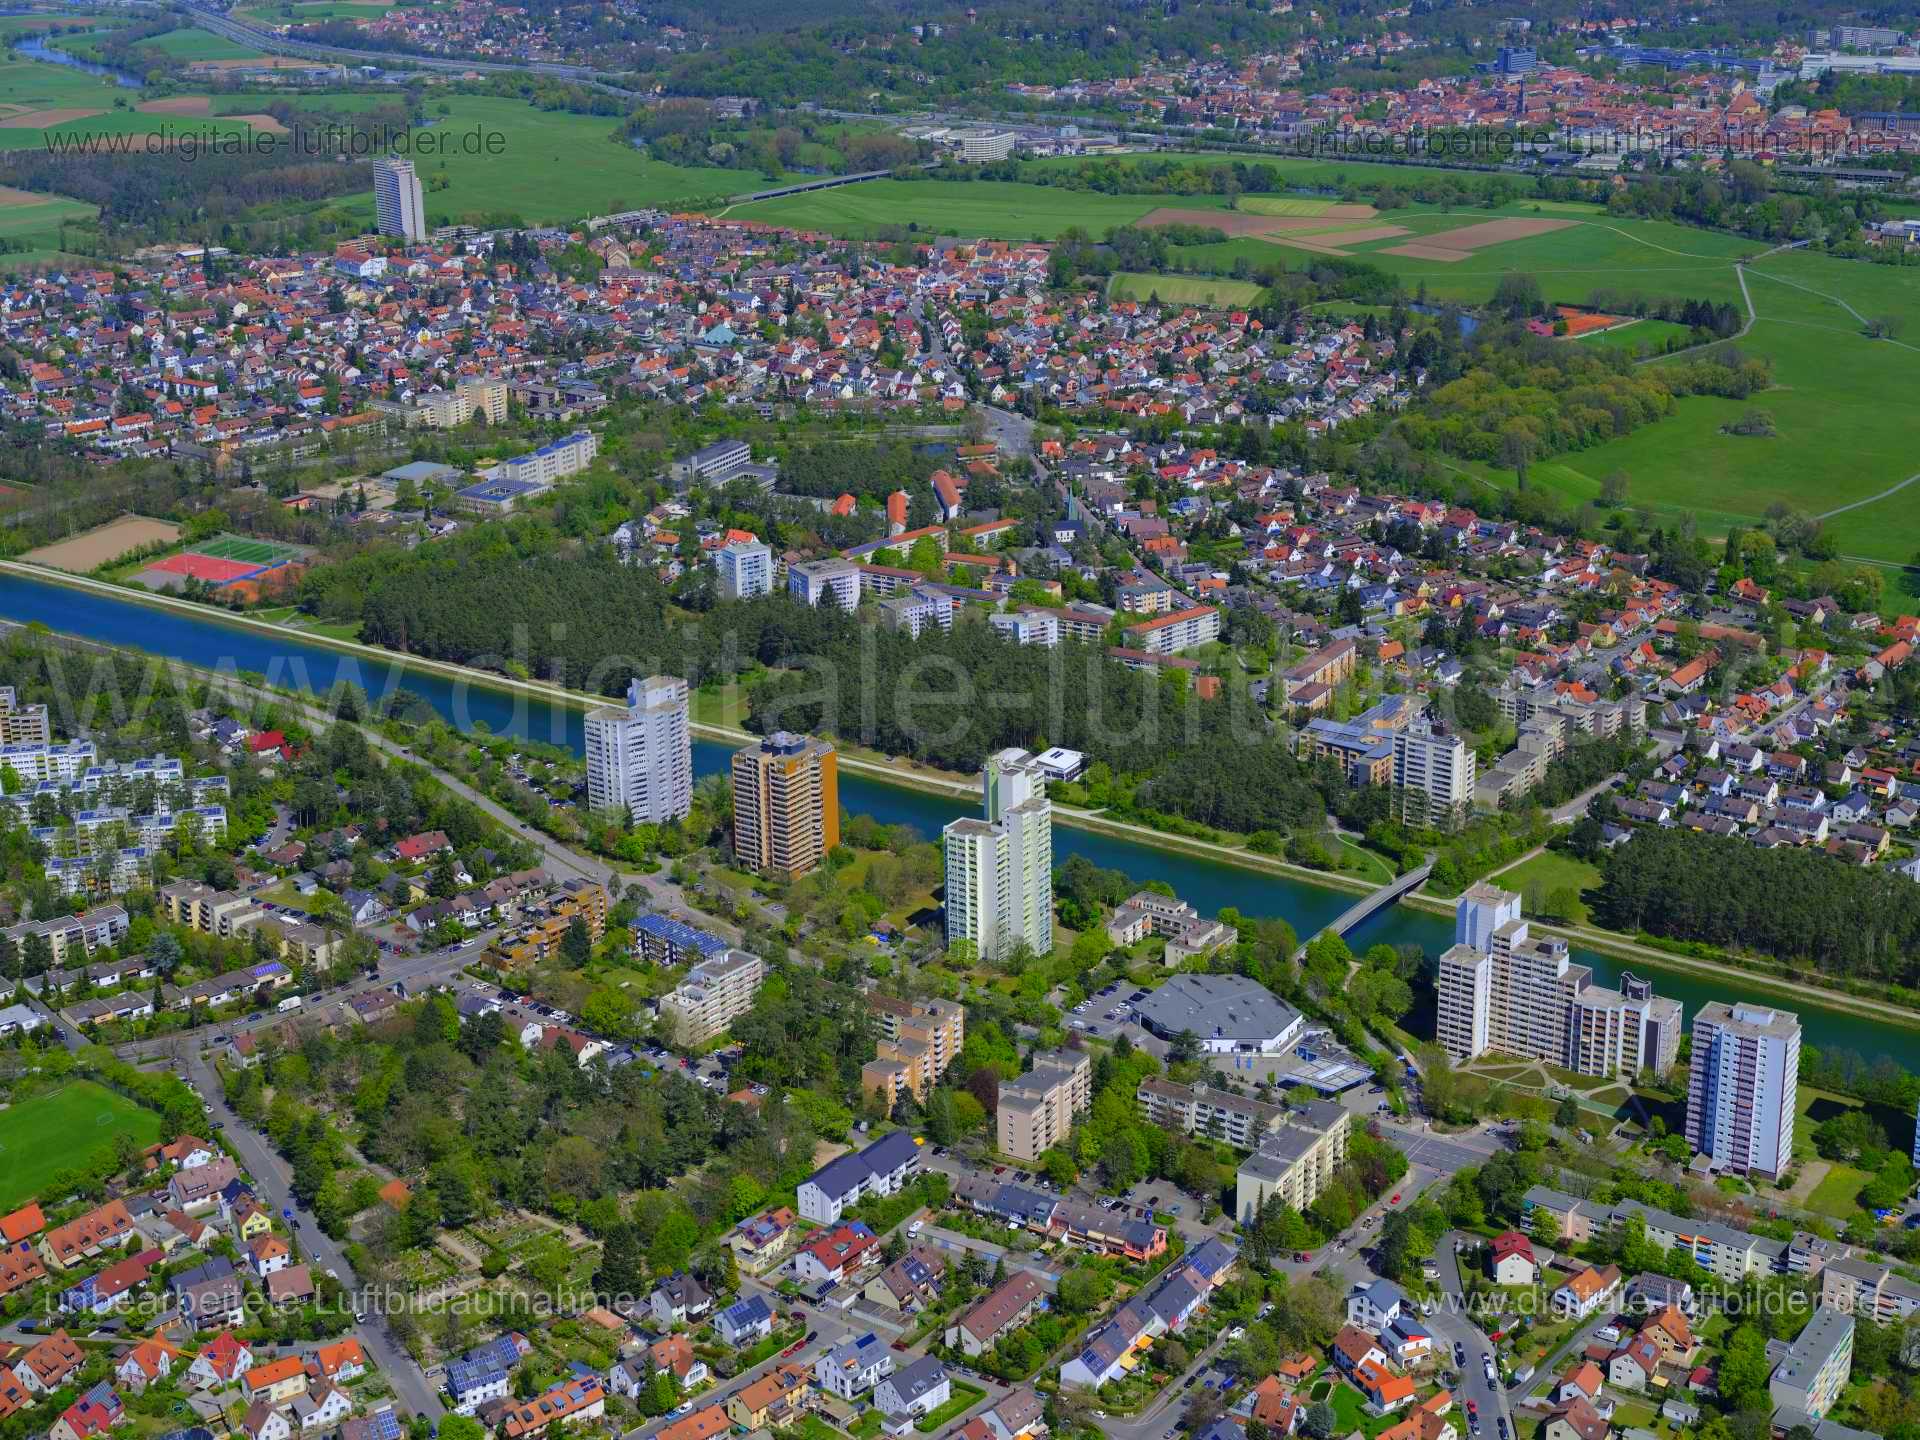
xmin=909 ymin=1220 xmax=924 ymax=1237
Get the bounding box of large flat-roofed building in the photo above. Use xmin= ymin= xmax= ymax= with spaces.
xmin=1131 ymin=973 xmax=1303 ymax=1055
xmin=671 ymin=439 xmax=752 ymax=487
xmin=373 ymin=156 xmax=426 ymax=243
xmin=996 ymin=1049 xmax=1092 ymax=1162
xmin=658 ymin=949 xmax=765 ymax=1046
xmin=0 ymin=687 xmax=50 ymax=746
xmin=1770 ymin=1307 xmax=1853 ymax=1421
xmin=731 ymin=732 xmax=838 ymax=878
xmin=1122 ymin=605 xmax=1220 ymax=656
xmin=788 ymin=558 xmax=861 ymax=610
xmin=1687 ymin=1001 xmax=1800 ymax=1180
xmin=1137 ymin=1078 xmax=1288 ymax=1150
xmin=716 ymin=541 xmax=774 ymax=600
xmin=1438 ymin=885 xmax=1679 ymax=1078
xmin=584 ymin=675 xmax=692 ymax=825
xmin=1235 ymin=1101 xmax=1352 ymax=1222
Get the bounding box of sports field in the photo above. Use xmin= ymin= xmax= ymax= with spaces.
xmin=136 ymin=532 xmax=307 ymax=589
xmin=0 ymin=1081 xmax=163 ymax=1208
xmin=197 ymin=535 xmax=303 ymax=565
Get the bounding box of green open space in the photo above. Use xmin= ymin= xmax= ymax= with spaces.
xmin=914 ymin=1380 xmax=988 ymax=1432
xmin=234 ymin=1 xmax=395 ymax=23
xmin=0 ymin=189 xmax=98 ymax=265
xmin=1805 ymin=1164 xmax=1873 ymax=1219
xmin=729 ymin=178 xmax=1223 ymax=239
xmin=324 ymin=96 xmax=743 ymax=227
xmin=1108 ymin=272 xmax=1266 ymax=307
xmin=0 ymin=54 xmax=133 ymax=108
xmin=130 ymin=27 xmax=266 ymax=59
xmin=0 ymin=1080 xmax=164 ymax=1209
xmin=1575 ymin=317 xmax=1694 ymax=354
xmin=1500 ymin=851 xmax=1602 ymax=925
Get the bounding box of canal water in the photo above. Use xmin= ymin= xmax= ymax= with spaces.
xmin=0 ymin=571 xmax=1905 ymax=1066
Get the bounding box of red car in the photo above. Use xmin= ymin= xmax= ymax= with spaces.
xmin=781 ymin=1342 xmax=803 ymax=1358
xmin=1466 ymin=1402 xmax=1478 ymax=1416
xmin=1390 ymin=1193 xmax=1402 ymax=1205
xmin=1295 ymin=1251 xmax=1312 ymax=1263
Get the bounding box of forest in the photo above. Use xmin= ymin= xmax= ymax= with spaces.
xmin=1395 ymin=328 xmax=1772 ymax=475
xmin=1590 ymin=826 xmax=1920 ymax=986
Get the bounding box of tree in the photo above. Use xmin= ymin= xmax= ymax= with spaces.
xmin=597 ymin=1222 xmax=647 ymax=1303
xmin=428 ymin=851 xmax=459 ymax=899
xmin=561 ymin=916 xmax=592 ymax=968
xmin=1599 ymin=471 xmax=1630 ymax=506
xmin=1554 ymin=1094 xmax=1581 ymax=1129
xmin=1301 ymin=1401 xmax=1337 ymax=1439
xmin=1717 ymin=1324 xmax=1772 ymax=1413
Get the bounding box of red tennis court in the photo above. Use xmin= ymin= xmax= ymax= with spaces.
xmin=147 ymin=552 xmax=262 ymax=583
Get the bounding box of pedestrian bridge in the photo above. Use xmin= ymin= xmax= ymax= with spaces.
xmin=1295 ymin=860 xmax=1433 ymax=958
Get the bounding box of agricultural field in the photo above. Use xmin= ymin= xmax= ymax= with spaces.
xmin=234 ymin=0 xmax=394 ymax=23
xmin=129 ymin=27 xmax=267 ymax=60
xmin=0 ymin=186 xmax=97 ymax=263
xmin=727 ymin=177 xmax=1220 ymax=239
xmin=326 ymin=96 xmax=743 ymax=227
xmin=1108 ymin=272 xmax=1266 ymax=306
xmin=0 ymin=1081 xmax=164 ymax=1208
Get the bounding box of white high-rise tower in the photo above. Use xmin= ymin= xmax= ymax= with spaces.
xmin=583 ymin=676 xmax=692 ymax=825
xmin=943 ymin=748 xmax=1053 ymax=962
xmin=374 ymin=156 xmax=427 ymax=244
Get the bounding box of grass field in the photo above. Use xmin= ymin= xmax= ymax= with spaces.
xmin=197 ymin=534 xmax=301 ymax=564
xmin=1108 ymin=272 xmax=1265 ymax=306
xmin=131 ymin=27 xmax=266 ymax=59
xmin=1238 ymin=195 xmax=1338 ymax=217
xmin=1500 ymin=851 xmax=1602 ymax=924
xmin=0 ymin=54 xmax=130 ymax=109
xmin=1575 ymin=317 xmax=1693 ymax=354
xmin=0 ymin=189 xmax=98 ymax=263
xmin=325 ymin=96 xmax=743 ymax=226
xmin=0 ymin=1081 xmax=163 ymax=1208
xmin=1805 ymin=1164 xmax=1873 ymax=1219
xmin=235 ymin=0 xmax=393 ymax=22
xmin=728 ymin=178 xmax=1221 ymax=239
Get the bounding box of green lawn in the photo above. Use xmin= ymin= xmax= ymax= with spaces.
xmin=323 ymin=96 xmax=743 ymax=227
xmin=914 ymin=1380 xmax=987 ymax=1432
xmin=0 ymin=55 xmax=132 ymax=108
xmin=0 ymin=1080 xmax=165 ymax=1209
xmin=1500 ymin=851 xmax=1603 ymax=925
xmin=1575 ymin=318 xmax=1694 ymax=354
xmin=0 ymin=189 xmax=98 ymax=265
xmin=1805 ymin=1163 xmax=1872 ymax=1219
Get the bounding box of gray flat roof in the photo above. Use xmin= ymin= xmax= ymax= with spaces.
xmin=1133 ymin=974 xmax=1301 ymax=1045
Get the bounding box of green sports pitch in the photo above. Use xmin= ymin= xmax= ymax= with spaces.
xmin=0 ymin=1080 xmax=163 ymax=1208
xmin=194 ymin=535 xmax=302 ymax=565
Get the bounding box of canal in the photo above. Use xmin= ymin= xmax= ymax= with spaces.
xmin=0 ymin=570 xmax=1906 ymax=1066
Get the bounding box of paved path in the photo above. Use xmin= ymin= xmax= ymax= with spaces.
xmin=1815 ymin=469 xmax=1920 ymax=521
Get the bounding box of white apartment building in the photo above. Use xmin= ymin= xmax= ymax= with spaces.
xmin=788 ymin=558 xmax=862 ymax=610
xmin=1687 ymin=1001 xmax=1800 ymax=1180
xmin=500 ymin=430 xmax=598 ymax=487
xmin=583 ymin=675 xmax=692 ymax=825
xmin=0 ymin=687 xmax=50 ymax=746
xmin=1393 ymin=722 xmax=1477 ymax=826
xmin=995 ymin=1049 xmax=1093 ymax=1162
xmin=1435 ymin=943 xmax=1492 ymax=1062
xmin=1569 ymin=972 xmax=1683 ymax=1079
xmin=716 ymin=541 xmax=774 ymax=600
xmin=943 ymin=748 xmax=1053 ymax=963
xmin=990 ymin=611 xmax=1060 ymax=647
xmin=373 ymin=156 xmax=426 ymax=244
xmin=1437 ymin=884 xmax=1677 ymax=1078
xmin=658 ymin=949 xmax=765 ymax=1046
xmin=1122 ymin=605 xmax=1221 ymax=655
xmin=1235 ymin=1103 xmax=1353 ymax=1222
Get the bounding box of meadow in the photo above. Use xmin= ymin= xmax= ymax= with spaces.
xmin=0 ymin=1080 xmax=162 ymax=1208
xmin=130 ymin=27 xmax=267 ymax=60
xmin=327 ymin=96 xmax=744 ymax=226
xmin=1108 ymin=272 xmax=1265 ymax=306
xmin=234 ymin=1 xmax=395 ymax=23
xmin=0 ymin=188 xmax=98 ymax=262
xmin=728 ymin=177 xmax=1223 ymax=238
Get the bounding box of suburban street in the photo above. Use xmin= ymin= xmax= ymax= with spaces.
xmin=183 ymin=1042 xmax=447 ymax=1421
